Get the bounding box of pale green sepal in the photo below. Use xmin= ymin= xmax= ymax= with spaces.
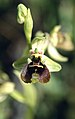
xmin=48 ymin=44 xmax=68 ymax=62
xmin=13 ymin=56 xmax=30 ymax=70
xmin=41 ymin=55 xmax=62 ymax=72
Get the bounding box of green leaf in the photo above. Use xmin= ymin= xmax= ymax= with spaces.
xmin=13 ymin=56 xmax=30 ymax=70
xmin=48 ymin=44 xmax=68 ymax=62
xmin=41 ymin=55 xmax=62 ymax=72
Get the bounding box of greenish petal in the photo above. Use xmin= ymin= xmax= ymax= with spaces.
xmin=41 ymin=55 xmax=62 ymax=72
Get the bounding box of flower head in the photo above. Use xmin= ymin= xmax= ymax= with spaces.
xmin=13 ymin=48 xmax=61 ymax=83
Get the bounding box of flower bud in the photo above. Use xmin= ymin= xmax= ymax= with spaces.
xmin=17 ymin=4 xmax=27 ymax=24
xmin=24 ymin=8 xmax=33 ymax=46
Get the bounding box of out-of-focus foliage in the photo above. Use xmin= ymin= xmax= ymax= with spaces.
xmin=0 ymin=71 xmax=15 ymax=102
xmin=35 ymin=25 xmax=74 ymax=62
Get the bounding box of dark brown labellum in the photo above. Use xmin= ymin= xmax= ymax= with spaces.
xmin=21 ymin=61 xmax=50 ymax=83
xmin=20 ymin=55 xmax=50 ymax=83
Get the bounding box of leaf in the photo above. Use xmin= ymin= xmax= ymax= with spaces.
xmin=41 ymin=55 xmax=62 ymax=72
xmin=32 ymin=36 xmax=48 ymax=53
xmin=48 ymin=44 xmax=68 ymax=62
xmin=13 ymin=56 xmax=30 ymax=70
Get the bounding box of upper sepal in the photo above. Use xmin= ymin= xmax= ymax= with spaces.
xmin=32 ymin=36 xmax=48 ymax=54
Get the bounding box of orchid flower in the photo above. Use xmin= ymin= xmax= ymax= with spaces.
xmin=13 ymin=4 xmax=62 ymax=83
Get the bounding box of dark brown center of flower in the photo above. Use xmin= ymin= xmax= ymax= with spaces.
xmin=32 ymin=55 xmax=41 ymax=63
xmin=21 ymin=55 xmax=50 ymax=83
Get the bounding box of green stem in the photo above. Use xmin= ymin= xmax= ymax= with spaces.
xmin=24 ymin=106 xmax=34 ymax=119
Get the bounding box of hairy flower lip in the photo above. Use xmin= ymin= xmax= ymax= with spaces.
xmin=21 ymin=60 xmax=50 ymax=83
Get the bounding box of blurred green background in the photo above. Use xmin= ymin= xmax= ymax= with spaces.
xmin=0 ymin=0 xmax=75 ymax=119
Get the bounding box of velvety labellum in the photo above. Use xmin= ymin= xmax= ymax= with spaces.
xmin=21 ymin=56 xmax=50 ymax=83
